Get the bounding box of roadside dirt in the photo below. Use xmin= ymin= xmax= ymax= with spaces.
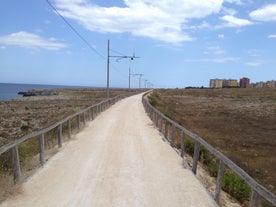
xmin=0 ymin=94 xmax=216 ymax=207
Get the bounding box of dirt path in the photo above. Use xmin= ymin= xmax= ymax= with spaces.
xmin=1 ymin=94 xmax=216 ymax=207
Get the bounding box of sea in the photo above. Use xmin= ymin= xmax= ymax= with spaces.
xmin=0 ymin=83 xmax=94 ymax=101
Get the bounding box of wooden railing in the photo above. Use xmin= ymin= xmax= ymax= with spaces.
xmin=142 ymin=92 xmax=276 ymax=207
xmin=0 ymin=95 xmax=121 ymax=182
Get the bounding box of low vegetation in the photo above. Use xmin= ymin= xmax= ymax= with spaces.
xmin=148 ymin=88 xmax=276 ymax=205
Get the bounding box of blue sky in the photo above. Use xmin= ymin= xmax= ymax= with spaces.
xmin=0 ymin=0 xmax=276 ymax=88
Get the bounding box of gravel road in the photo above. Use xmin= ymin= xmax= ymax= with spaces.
xmin=1 ymin=93 xmax=216 ymax=207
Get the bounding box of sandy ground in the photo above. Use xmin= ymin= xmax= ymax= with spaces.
xmin=1 ymin=93 xmax=216 ymax=207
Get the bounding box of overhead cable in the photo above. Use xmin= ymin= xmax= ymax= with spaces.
xmin=46 ymin=0 xmax=106 ymax=60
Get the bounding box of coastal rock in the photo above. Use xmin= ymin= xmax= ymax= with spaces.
xmin=18 ymin=89 xmax=58 ymax=97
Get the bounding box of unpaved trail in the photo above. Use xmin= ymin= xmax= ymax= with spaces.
xmin=1 ymin=93 xmax=216 ymax=207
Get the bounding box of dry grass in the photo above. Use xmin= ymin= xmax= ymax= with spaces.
xmin=154 ymin=88 xmax=276 ymax=194
xmin=0 ymin=88 xmax=142 ymax=144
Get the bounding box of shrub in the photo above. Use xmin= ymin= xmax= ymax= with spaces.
xmin=222 ymin=171 xmax=251 ymax=203
xmin=148 ymin=91 xmax=160 ymax=107
xmin=185 ymin=139 xmax=195 ymax=155
xmin=20 ymin=124 xmax=30 ymax=131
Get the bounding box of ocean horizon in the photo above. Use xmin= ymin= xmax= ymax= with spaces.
xmin=0 ymin=82 xmax=102 ymax=101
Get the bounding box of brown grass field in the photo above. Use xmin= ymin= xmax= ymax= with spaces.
xmin=153 ymin=88 xmax=276 ymax=194
xmin=0 ymin=88 xmax=142 ymax=146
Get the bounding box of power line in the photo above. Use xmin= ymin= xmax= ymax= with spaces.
xmin=46 ymin=0 xmax=131 ymax=84
xmin=46 ymin=0 xmax=106 ymax=60
xmin=110 ymin=48 xmax=127 ymax=57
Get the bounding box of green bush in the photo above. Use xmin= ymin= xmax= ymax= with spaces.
xmin=148 ymin=91 xmax=161 ymax=107
xmin=200 ymin=147 xmax=218 ymax=177
xmin=18 ymin=139 xmax=39 ymax=163
xmin=20 ymin=124 xmax=30 ymax=131
xmin=184 ymin=139 xmax=195 ymax=155
xmin=184 ymin=139 xmax=250 ymax=203
xmin=222 ymin=171 xmax=251 ymax=203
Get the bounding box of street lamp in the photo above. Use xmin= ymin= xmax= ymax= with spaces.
xmin=106 ymin=40 xmax=140 ymax=99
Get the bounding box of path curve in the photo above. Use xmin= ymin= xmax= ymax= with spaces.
xmin=1 ymin=93 xmax=216 ymax=207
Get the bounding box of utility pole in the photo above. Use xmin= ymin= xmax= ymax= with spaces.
xmin=106 ymin=40 xmax=140 ymax=99
xmin=107 ymin=40 xmax=110 ymax=99
xmin=139 ymin=74 xmax=144 ymax=89
xmin=147 ymin=81 xmax=153 ymax=88
xmin=128 ymin=68 xmax=131 ymax=89
xmin=132 ymin=73 xmax=144 ymax=88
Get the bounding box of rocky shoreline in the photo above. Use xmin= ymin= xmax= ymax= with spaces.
xmin=18 ymin=89 xmax=58 ymax=97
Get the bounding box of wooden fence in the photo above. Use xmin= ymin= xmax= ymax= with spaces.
xmin=0 ymin=95 xmax=121 ymax=182
xmin=142 ymin=92 xmax=276 ymax=207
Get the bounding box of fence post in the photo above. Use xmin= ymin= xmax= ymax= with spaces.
xmin=77 ymin=114 xmax=81 ymax=132
xmin=91 ymin=107 xmax=94 ymax=120
xmin=58 ymin=124 xmax=62 ymax=148
xmin=160 ymin=117 xmax=163 ymax=133
xmin=88 ymin=108 xmax=91 ymax=121
xmin=215 ymin=160 xmax=225 ymax=204
xmin=153 ymin=111 xmax=156 ymax=125
xmin=39 ymin=133 xmax=45 ymax=165
xmin=192 ymin=141 xmax=200 ymax=174
xmin=250 ymin=190 xmax=260 ymax=207
xmin=11 ymin=145 xmax=21 ymax=182
xmin=165 ymin=120 xmax=168 ymax=139
xmin=180 ymin=131 xmax=185 ymax=157
xmin=170 ymin=124 xmax=176 ymax=147
xmin=83 ymin=112 xmax=86 ymax=126
xmin=67 ymin=119 xmax=71 ymax=139
xmin=155 ymin=112 xmax=158 ymax=127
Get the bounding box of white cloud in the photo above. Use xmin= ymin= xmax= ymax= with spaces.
xmin=218 ymin=34 xmax=225 ymax=38
xmin=211 ymin=56 xmax=240 ymax=63
xmin=244 ymin=49 xmax=263 ymax=57
xmin=268 ymin=34 xmax=276 ymax=39
xmin=245 ymin=61 xmax=262 ymax=67
xmin=250 ymin=4 xmax=276 ymax=21
xmin=222 ymin=7 xmax=237 ymax=16
xmin=54 ymin=0 xmax=224 ymax=43
xmin=224 ymin=0 xmax=243 ymax=5
xmin=220 ymin=15 xmax=253 ymax=27
xmin=0 ymin=31 xmax=67 ymax=50
xmin=184 ymin=56 xmax=240 ymax=63
xmin=204 ymin=45 xmax=225 ymax=55
xmin=189 ymin=21 xmax=211 ymax=30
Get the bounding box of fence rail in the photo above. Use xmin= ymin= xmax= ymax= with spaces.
xmin=142 ymin=91 xmax=276 ymax=207
xmin=0 ymin=95 xmax=121 ymax=182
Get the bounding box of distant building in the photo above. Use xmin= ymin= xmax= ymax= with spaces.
xmin=251 ymin=80 xmax=276 ymax=88
xmin=223 ymin=79 xmax=238 ymax=88
xmin=210 ymin=79 xmax=223 ymax=88
xmin=240 ymin=77 xmax=250 ymax=88
xmin=256 ymin=81 xmax=265 ymax=88
xmin=267 ymin=80 xmax=276 ymax=88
